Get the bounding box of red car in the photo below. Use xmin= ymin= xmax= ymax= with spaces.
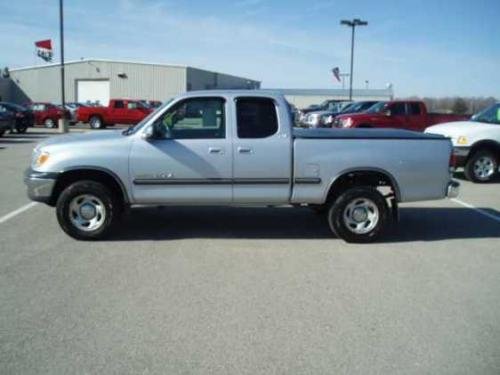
xmin=26 ymin=102 xmax=70 ymax=128
xmin=334 ymin=101 xmax=469 ymax=132
xmin=76 ymin=99 xmax=153 ymax=129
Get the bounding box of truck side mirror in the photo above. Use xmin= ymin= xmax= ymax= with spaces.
xmin=141 ymin=126 xmax=154 ymax=140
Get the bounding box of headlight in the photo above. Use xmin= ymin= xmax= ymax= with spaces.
xmin=457 ymin=136 xmax=468 ymax=145
xmin=34 ymin=151 xmax=50 ymax=167
xmin=341 ymin=117 xmax=353 ymax=128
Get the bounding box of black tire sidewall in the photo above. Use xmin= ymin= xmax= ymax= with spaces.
xmin=56 ymin=180 xmax=119 ymax=240
xmin=465 ymin=151 xmax=498 ymax=183
xmin=328 ymin=186 xmax=389 ymax=243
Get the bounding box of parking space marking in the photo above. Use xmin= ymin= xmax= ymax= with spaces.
xmin=0 ymin=202 xmax=38 ymax=224
xmin=451 ymin=198 xmax=500 ymax=224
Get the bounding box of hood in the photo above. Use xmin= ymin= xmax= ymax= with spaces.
xmin=36 ymin=129 xmax=125 ymax=151
xmin=425 ymin=121 xmax=489 ymax=137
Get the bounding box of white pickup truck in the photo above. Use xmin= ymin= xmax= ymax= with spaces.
xmin=426 ymin=103 xmax=500 ymax=182
xmin=25 ymin=91 xmax=458 ymax=243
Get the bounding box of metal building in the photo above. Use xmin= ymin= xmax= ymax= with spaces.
xmin=274 ymin=88 xmax=394 ymax=108
xmin=5 ymin=59 xmax=260 ymax=105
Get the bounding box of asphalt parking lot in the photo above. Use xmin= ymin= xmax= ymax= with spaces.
xmin=1 ymin=127 xmax=500 ymax=374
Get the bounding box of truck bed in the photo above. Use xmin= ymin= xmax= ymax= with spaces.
xmin=293 ymin=127 xmax=447 ymax=140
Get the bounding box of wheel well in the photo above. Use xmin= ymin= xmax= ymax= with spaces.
xmin=49 ymin=169 xmax=128 ymax=206
xmin=325 ymin=170 xmax=399 ymax=203
xmin=467 ymin=140 xmax=500 ymax=162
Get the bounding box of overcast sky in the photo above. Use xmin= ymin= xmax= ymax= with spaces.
xmin=1 ymin=0 xmax=498 ymax=97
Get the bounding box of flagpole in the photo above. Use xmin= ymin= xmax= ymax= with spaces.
xmin=58 ymin=0 xmax=67 ymax=133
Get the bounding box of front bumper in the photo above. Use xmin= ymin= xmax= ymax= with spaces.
xmin=24 ymin=169 xmax=59 ymax=204
xmin=452 ymin=146 xmax=470 ymax=167
xmin=446 ymin=180 xmax=460 ymax=198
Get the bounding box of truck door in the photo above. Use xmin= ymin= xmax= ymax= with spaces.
xmin=129 ymin=96 xmax=232 ymax=203
xmin=386 ymin=102 xmax=407 ymax=129
xmin=110 ymin=100 xmax=126 ymax=124
xmin=406 ymin=102 xmax=424 ymax=131
xmin=125 ymin=101 xmax=145 ymax=124
xmin=232 ymin=97 xmax=292 ymax=203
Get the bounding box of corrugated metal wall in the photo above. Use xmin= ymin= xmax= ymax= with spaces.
xmin=186 ymin=67 xmax=260 ymax=91
xmin=9 ymin=60 xmax=187 ymax=104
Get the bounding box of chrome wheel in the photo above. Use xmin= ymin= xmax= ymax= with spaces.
xmin=44 ymin=118 xmax=55 ymax=128
xmin=343 ymin=198 xmax=379 ymax=235
xmin=89 ymin=116 xmax=102 ymax=129
xmin=473 ymin=156 xmax=495 ymax=180
xmin=69 ymin=194 xmax=106 ymax=232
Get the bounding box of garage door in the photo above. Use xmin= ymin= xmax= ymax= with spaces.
xmin=76 ymin=80 xmax=110 ymax=106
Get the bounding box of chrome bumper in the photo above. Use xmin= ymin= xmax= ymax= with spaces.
xmin=446 ymin=180 xmax=460 ymax=198
xmin=24 ymin=169 xmax=58 ymax=204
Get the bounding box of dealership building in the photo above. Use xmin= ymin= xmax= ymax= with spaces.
xmin=0 ymin=58 xmax=393 ymax=107
xmin=1 ymin=59 xmax=261 ymax=105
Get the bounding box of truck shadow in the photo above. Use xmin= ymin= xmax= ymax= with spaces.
xmin=109 ymin=206 xmax=500 ymax=243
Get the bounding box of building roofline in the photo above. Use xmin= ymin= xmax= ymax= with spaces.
xmin=9 ymin=58 xmax=260 ymax=83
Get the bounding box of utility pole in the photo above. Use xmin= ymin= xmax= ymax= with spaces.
xmin=59 ymin=0 xmax=68 ymax=133
xmin=340 ymin=18 xmax=368 ymax=101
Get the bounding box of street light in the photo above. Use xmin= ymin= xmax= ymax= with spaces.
xmin=340 ymin=18 xmax=368 ymax=101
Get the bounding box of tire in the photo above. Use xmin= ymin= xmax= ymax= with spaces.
xmin=464 ymin=150 xmax=498 ymax=183
xmin=56 ymin=180 xmax=122 ymax=240
xmin=89 ymin=116 xmax=105 ymax=129
xmin=44 ymin=118 xmax=56 ymax=128
xmin=327 ymin=186 xmax=389 ymax=243
xmin=15 ymin=121 xmax=28 ymax=134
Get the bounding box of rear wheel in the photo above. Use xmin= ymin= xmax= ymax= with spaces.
xmin=56 ymin=180 xmax=121 ymax=240
xmin=464 ymin=150 xmax=498 ymax=183
xmin=89 ymin=116 xmax=105 ymax=129
xmin=327 ymin=186 xmax=389 ymax=243
xmin=44 ymin=118 xmax=56 ymax=128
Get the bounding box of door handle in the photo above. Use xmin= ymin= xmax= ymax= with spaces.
xmin=238 ymin=147 xmax=253 ymax=154
xmin=209 ymin=147 xmax=223 ymax=154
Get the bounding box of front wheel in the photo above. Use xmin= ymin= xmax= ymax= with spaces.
xmin=464 ymin=150 xmax=498 ymax=183
xmin=56 ymin=180 xmax=121 ymax=240
xmin=327 ymin=186 xmax=389 ymax=243
xmin=15 ymin=122 xmax=28 ymax=134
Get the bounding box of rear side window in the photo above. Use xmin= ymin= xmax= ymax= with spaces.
xmin=236 ymin=97 xmax=278 ymax=138
xmin=390 ymin=103 xmax=406 ymax=116
xmin=114 ymin=100 xmax=124 ymax=109
xmin=408 ymin=103 xmax=421 ymax=115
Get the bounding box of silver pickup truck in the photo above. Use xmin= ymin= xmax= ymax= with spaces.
xmin=24 ymin=91 xmax=459 ymax=243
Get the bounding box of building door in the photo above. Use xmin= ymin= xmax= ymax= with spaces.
xmin=76 ymin=80 xmax=110 ymax=106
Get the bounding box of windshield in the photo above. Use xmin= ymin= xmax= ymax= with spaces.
xmin=471 ymin=103 xmax=500 ymax=125
xmin=365 ymin=102 xmax=387 ymax=113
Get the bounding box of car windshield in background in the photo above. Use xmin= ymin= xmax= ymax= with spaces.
xmin=471 ymin=103 xmax=500 ymax=125
xmin=365 ymin=102 xmax=387 ymax=113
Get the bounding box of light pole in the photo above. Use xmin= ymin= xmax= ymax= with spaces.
xmin=340 ymin=18 xmax=368 ymax=101
xmin=58 ymin=0 xmax=68 ymax=133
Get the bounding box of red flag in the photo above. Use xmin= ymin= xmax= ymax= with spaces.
xmin=35 ymin=39 xmax=53 ymax=62
xmin=331 ymin=67 xmax=341 ymax=82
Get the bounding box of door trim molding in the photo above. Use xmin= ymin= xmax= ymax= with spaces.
xmin=133 ymin=178 xmax=291 ymax=185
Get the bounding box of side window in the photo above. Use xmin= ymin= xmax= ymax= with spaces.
xmin=0 ymin=105 xmax=6 ymax=113
xmin=236 ymin=97 xmax=278 ymax=139
xmin=127 ymin=101 xmax=138 ymax=109
xmin=390 ymin=103 xmax=406 ymax=116
xmin=154 ymin=97 xmax=225 ymax=139
xmin=114 ymin=100 xmax=124 ymax=109
xmin=408 ymin=103 xmax=421 ymax=115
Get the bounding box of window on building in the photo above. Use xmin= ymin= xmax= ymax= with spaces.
xmin=236 ymin=97 xmax=278 ymax=138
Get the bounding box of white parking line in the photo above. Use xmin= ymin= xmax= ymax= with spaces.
xmin=0 ymin=202 xmax=38 ymax=224
xmin=451 ymin=198 xmax=500 ymax=224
